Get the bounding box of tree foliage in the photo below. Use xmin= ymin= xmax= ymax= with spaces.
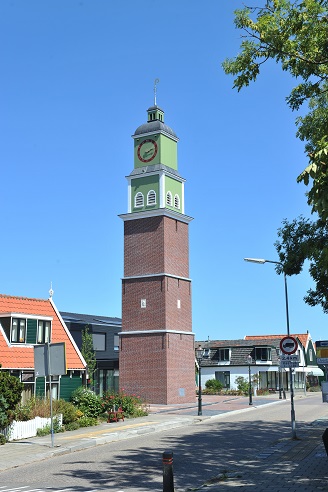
xmin=81 ymin=325 xmax=97 ymax=385
xmin=275 ymin=216 xmax=328 ymax=312
xmin=223 ymin=1 xmax=328 ymax=311
xmin=0 ymin=371 xmax=24 ymax=429
xmin=222 ymin=0 xmax=328 ymax=219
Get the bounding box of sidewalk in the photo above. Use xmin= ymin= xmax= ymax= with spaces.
xmin=0 ymin=394 xmax=327 ymax=491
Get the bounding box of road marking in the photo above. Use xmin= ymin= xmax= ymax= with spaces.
xmin=0 ymin=488 xmax=101 ymax=492
xmin=60 ymin=421 xmax=158 ymax=440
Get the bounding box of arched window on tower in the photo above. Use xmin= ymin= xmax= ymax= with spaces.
xmin=174 ymin=194 xmax=180 ymax=210
xmin=135 ymin=192 xmax=144 ymax=208
xmin=147 ymin=190 xmax=156 ymax=206
xmin=166 ymin=191 xmax=172 ymax=207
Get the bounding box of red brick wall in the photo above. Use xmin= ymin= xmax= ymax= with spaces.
xmin=119 ymin=332 xmax=196 ymax=404
xmin=124 ymin=216 xmax=189 ymax=278
xmin=120 ymin=213 xmax=195 ymax=404
xmin=122 ymin=277 xmax=191 ymax=332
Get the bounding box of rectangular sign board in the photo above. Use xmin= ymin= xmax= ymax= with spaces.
xmin=322 ymin=382 xmax=328 ymax=403
xmin=34 ymin=342 xmax=67 ymax=377
xmin=280 ymin=353 xmax=299 ymax=368
xmin=317 ymin=358 xmax=328 ymax=365
xmin=316 ymin=341 xmax=328 ymax=365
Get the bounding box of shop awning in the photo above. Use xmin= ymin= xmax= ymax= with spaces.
xmin=306 ymin=367 xmax=324 ymax=377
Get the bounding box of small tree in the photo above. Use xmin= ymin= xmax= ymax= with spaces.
xmin=81 ymin=325 xmax=97 ymax=387
xmin=235 ymin=376 xmax=249 ymax=396
xmin=0 ymin=368 xmax=24 ymax=429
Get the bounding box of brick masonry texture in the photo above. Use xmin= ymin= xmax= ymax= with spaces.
xmin=119 ymin=332 xmax=196 ymax=404
xmin=120 ymin=213 xmax=195 ymax=404
xmin=122 ymin=277 xmax=191 ymax=332
xmin=124 ymin=215 xmax=189 ymax=278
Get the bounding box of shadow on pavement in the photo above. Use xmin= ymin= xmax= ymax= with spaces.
xmin=51 ymin=417 xmax=317 ymax=491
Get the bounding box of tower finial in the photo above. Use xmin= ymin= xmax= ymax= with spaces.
xmin=154 ymin=78 xmax=160 ymax=105
xmin=49 ymin=281 xmax=54 ymax=299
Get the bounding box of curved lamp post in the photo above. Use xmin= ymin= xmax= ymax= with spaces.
xmin=196 ymin=345 xmax=204 ymax=416
xmin=244 ymin=257 xmax=297 ymax=440
xmin=246 ymin=354 xmax=253 ymax=405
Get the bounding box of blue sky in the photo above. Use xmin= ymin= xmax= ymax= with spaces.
xmin=1 ymin=0 xmax=326 ymax=344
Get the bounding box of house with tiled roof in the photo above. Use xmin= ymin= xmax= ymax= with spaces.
xmin=245 ymin=333 xmax=323 ymax=387
xmin=0 ymin=294 xmax=87 ymax=401
xmin=196 ymin=332 xmax=322 ymax=393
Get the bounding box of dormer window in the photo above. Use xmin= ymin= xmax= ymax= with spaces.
xmin=166 ymin=191 xmax=172 ymax=206
xmin=11 ymin=318 xmax=26 ymax=343
xmin=37 ymin=320 xmax=51 ymax=344
xmin=147 ymin=190 xmax=156 ymax=206
xmin=1 ymin=314 xmax=52 ymax=344
xmin=255 ymin=347 xmax=271 ymax=361
xmin=174 ymin=194 xmax=180 ymax=209
xmin=218 ymin=348 xmax=230 ymax=361
xmin=135 ymin=192 xmax=144 ymax=208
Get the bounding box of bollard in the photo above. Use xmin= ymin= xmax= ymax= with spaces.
xmin=163 ymin=451 xmax=174 ymax=492
xmin=322 ymin=428 xmax=328 ymax=457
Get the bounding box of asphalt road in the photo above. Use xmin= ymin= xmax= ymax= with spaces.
xmin=0 ymin=393 xmax=326 ymax=492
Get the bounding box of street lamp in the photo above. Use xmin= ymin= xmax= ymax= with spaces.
xmin=244 ymin=257 xmax=297 ymax=439
xmin=196 ymin=345 xmax=204 ymax=416
xmin=246 ymin=354 xmax=253 ymax=405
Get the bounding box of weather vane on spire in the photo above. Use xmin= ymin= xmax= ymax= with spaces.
xmin=154 ymin=78 xmax=160 ymax=106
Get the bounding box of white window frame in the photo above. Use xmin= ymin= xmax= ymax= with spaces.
xmin=135 ymin=192 xmax=144 ymax=208
xmin=11 ymin=318 xmax=26 ymax=343
xmin=37 ymin=320 xmax=51 ymax=344
xmin=147 ymin=190 xmax=156 ymax=206
xmin=166 ymin=191 xmax=172 ymax=206
xmin=174 ymin=194 xmax=180 ymax=209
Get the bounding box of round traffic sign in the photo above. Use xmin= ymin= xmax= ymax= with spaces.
xmin=280 ymin=336 xmax=297 ymax=355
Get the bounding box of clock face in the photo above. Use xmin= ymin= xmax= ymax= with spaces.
xmin=137 ymin=139 xmax=158 ymax=163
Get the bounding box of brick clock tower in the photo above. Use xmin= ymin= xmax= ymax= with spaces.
xmin=119 ymin=97 xmax=195 ymax=405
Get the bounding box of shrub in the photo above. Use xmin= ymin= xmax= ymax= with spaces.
xmin=53 ymin=400 xmax=82 ymax=424
xmin=205 ymin=379 xmax=223 ymax=393
xmin=257 ymin=388 xmax=270 ymax=396
xmin=64 ymin=421 xmax=80 ymax=431
xmin=36 ymin=416 xmax=63 ymax=436
xmin=235 ymin=376 xmax=249 ymax=395
xmin=36 ymin=425 xmax=51 ymax=437
xmin=0 ymin=395 xmax=10 ymax=429
xmin=78 ymin=416 xmax=98 ymax=427
xmin=15 ymin=397 xmax=50 ymax=420
xmin=102 ymin=390 xmax=148 ymax=418
xmin=0 ymin=433 xmax=6 ymax=445
xmin=0 ymin=372 xmax=24 ymax=426
xmin=14 ymin=400 xmax=34 ymax=421
xmin=308 ymin=385 xmax=321 ymax=392
xmin=70 ymin=387 xmax=103 ymax=418
xmin=14 ymin=397 xmax=82 ymax=425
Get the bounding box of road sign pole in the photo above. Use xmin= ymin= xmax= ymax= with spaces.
xmin=283 ymin=272 xmax=297 ymax=440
